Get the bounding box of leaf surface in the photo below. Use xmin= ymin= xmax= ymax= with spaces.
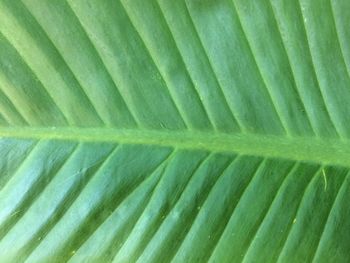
xmin=0 ymin=0 xmax=350 ymax=262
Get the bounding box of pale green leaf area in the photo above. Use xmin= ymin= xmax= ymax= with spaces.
xmin=0 ymin=0 xmax=350 ymax=262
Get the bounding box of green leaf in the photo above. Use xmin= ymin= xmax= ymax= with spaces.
xmin=0 ymin=0 xmax=349 ymax=262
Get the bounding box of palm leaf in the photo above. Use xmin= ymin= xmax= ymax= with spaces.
xmin=0 ymin=0 xmax=350 ymax=262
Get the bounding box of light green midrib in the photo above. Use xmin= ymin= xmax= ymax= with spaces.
xmin=1 ymin=127 xmax=350 ymax=167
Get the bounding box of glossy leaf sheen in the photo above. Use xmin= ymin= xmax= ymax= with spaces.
xmin=0 ymin=0 xmax=349 ymax=262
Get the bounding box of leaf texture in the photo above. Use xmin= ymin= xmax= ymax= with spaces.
xmin=0 ymin=0 xmax=350 ymax=262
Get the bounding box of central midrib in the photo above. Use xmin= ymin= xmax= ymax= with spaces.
xmin=1 ymin=127 xmax=349 ymax=167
